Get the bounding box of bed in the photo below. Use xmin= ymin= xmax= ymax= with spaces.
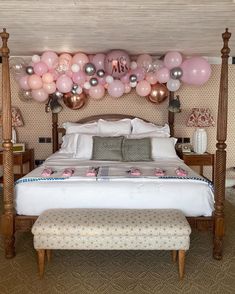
xmin=0 ymin=28 xmax=231 ymax=260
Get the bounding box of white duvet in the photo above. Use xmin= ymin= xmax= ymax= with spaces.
xmin=15 ymin=152 xmax=214 ymax=217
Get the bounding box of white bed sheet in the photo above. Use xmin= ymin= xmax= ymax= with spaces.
xmin=15 ymin=152 xmax=214 ymax=217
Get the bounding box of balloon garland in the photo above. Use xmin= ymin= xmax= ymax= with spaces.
xmin=12 ymin=50 xmax=211 ymax=111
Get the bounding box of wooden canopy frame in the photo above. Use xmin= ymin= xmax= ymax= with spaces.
xmin=0 ymin=28 xmax=231 ymax=260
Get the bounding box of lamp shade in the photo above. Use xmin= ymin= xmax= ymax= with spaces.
xmin=0 ymin=107 xmax=24 ymax=127
xmin=11 ymin=107 xmax=24 ymax=127
xmin=187 ymin=108 xmax=215 ymax=127
xmin=0 ymin=107 xmax=24 ymax=144
xmin=187 ymin=108 xmax=215 ymax=154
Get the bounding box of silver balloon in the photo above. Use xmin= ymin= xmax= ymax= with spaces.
xmin=90 ymin=77 xmax=99 ymax=86
xmin=72 ymin=84 xmax=78 ymax=90
xmin=26 ymin=66 xmax=34 ymax=75
xmin=129 ymin=74 xmax=137 ymax=83
xmin=19 ymin=90 xmax=33 ymax=102
xmin=54 ymin=91 xmax=63 ymax=99
xmin=170 ymin=67 xmax=183 ymax=80
xmin=97 ymin=69 xmax=105 ymax=77
xmin=84 ymin=63 xmax=96 ymax=76
xmin=50 ymin=97 xmax=63 ymax=113
xmin=71 ymin=89 xmax=77 ymax=94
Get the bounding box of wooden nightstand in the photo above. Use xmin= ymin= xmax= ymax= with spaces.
xmin=179 ymin=152 xmax=214 ymax=180
xmin=0 ymin=148 xmax=35 ymax=181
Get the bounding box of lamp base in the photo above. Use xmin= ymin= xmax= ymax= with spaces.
xmin=12 ymin=127 xmax=17 ymax=144
xmin=193 ymin=128 xmax=207 ymax=154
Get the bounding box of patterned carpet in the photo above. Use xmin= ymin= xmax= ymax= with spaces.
xmin=0 ymin=192 xmax=235 ymax=294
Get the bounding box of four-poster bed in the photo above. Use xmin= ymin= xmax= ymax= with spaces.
xmin=0 ymin=28 xmax=231 ymax=260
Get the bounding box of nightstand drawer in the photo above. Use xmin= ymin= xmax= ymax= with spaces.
xmin=183 ymin=154 xmax=213 ymax=166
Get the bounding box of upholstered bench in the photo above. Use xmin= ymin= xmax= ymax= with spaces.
xmin=32 ymin=209 xmax=191 ymax=279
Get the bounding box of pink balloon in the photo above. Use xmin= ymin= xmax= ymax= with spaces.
xmin=120 ymin=73 xmax=130 ymax=84
xmin=72 ymin=71 xmax=87 ymax=85
xmin=156 ymin=67 xmax=170 ymax=83
xmin=19 ymin=76 xmax=30 ymax=90
xmin=124 ymin=84 xmax=132 ymax=94
xmin=136 ymin=80 xmax=151 ymax=97
xmin=43 ymin=82 xmax=57 ymax=94
xmin=72 ymin=53 xmax=89 ymax=69
xmin=42 ymin=72 xmax=54 ymax=83
xmin=33 ymin=62 xmax=48 ymax=76
xmin=41 ymin=51 xmax=58 ymax=69
xmin=105 ymin=50 xmax=130 ymax=78
xmin=97 ymin=76 xmax=107 ymax=86
xmin=56 ymin=74 xmax=73 ymax=93
xmin=59 ymin=53 xmax=72 ymax=64
xmin=31 ymin=88 xmax=49 ymax=102
xmin=89 ymin=84 xmax=105 ymax=100
xmin=28 ymin=74 xmax=43 ymax=90
xmin=107 ymin=80 xmax=125 ymax=98
xmin=136 ymin=54 xmax=152 ymax=71
xmin=164 ymin=52 xmax=182 ymax=69
xmin=49 ymin=69 xmax=60 ymax=81
xmin=181 ymin=57 xmax=211 ymax=86
xmin=92 ymin=53 xmax=105 ymax=70
xmin=145 ymin=72 xmax=158 ymax=85
xmin=65 ymin=70 xmax=73 ymax=78
xmin=88 ymin=54 xmax=95 ymax=62
xmin=132 ymin=67 xmax=146 ymax=81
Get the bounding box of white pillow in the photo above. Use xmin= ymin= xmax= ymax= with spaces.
xmin=131 ymin=118 xmax=170 ymax=137
xmin=151 ymin=137 xmax=178 ymax=159
xmin=59 ymin=133 xmax=79 ymax=153
xmin=127 ymin=131 xmax=170 ymax=139
xmin=62 ymin=122 xmax=98 ymax=135
xmin=97 ymin=119 xmax=132 ymax=136
xmin=74 ymin=134 xmax=94 ymax=160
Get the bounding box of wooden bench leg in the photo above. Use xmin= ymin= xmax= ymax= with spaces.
xmin=46 ymin=249 xmax=51 ymax=262
xmin=172 ymin=250 xmax=177 ymax=263
xmin=178 ymin=250 xmax=185 ymax=280
xmin=37 ymin=249 xmax=45 ymax=278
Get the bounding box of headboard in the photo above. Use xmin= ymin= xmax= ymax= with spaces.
xmin=52 ymin=95 xmax=175 ymax=153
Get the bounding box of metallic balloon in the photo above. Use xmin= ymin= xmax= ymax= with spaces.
xmin=26 ymin=66 xmax=34 ymax=75
xmin=84 ymin=63 xmax=96 ymax=76
xmin=147 ymin=83 xmax=169 ymax=104
xmin=72 ymin=84 xmax=78 ymax=90
xmin=129 ymin=74 xmax=137 ymax=83
xmin=63 ymin=92 xmax=86 ymax=110
xmin=168 ymin=95 xmax=181 ymax=113
xmin=50 ymin=96 xmax=63 ymax=113
xmin=19 ymin=90 xmax=33 ymax=102
xmin=170 ymin=67 xmax=183 ymax=80
xmin=90 ymin=77 xmax=99 ymax=86
xmin=97 ymin=69 xmax=105 ymax=77
xmin=54 ymin=91 xmax=63 ymax=99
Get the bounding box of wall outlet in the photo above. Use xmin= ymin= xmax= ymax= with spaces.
xmin=39 ymin=137 xmax=45 ymax=143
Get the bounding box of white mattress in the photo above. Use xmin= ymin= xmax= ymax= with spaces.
xmin=15 ymin=152 xmax=214 ymax=217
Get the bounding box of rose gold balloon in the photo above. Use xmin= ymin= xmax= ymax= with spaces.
xmin=147 ymin=83 xmax=169 ymax=104
xmin=63 ymin=92 xmax=86 ymax=110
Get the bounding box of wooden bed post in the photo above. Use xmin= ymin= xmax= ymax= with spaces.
xmin=213 ymin=28 xmax=231 ymax=260
xmin=168 ymin=91 xmax=175 ymax=137
xmin=52 ymin=113 xmax=58 ymax=153
xmin=0 ymin=29 xmax=15 ymax=258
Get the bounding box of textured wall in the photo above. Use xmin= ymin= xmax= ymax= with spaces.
xmin=0 ymin=65 xmax=235 ymax=178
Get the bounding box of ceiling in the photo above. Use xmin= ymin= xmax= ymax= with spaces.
xmin=0 ymin=0 xmax=235 ymax=57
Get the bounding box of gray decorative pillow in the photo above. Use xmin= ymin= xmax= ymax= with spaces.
xmin=92 ymin=136 xmax=124 ymax=161
xmin=122 ymin=138 xmax=152 ymax=161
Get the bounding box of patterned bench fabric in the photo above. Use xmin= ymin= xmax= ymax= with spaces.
xmin=32 ymin=209 xmax=191 ymax=250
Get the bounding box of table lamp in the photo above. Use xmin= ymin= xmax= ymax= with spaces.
xmin=187 ymin=108 xmax=215 ymax=154
xmin=0 ymin=107 xmax=24 ymax=144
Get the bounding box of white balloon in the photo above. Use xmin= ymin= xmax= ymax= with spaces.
xmin=130 ymin=61 xmax=138 ymax=70
xmin=76 ymin=86 xmax=83 ymax=94
xmin=32 ymin=55 xmax=40 ymax=63
xmin=71 ymin=64 xmax=80 ymax=73
xmin=84 ymin=82 xmax=91 ymax=90
xmin=130 ymin=81 xmax=137 ymax=88
xmin=166 ymin=79 xmax=181 ymax=92
xmin=106 ymin=75 xmax=114 ymax=84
